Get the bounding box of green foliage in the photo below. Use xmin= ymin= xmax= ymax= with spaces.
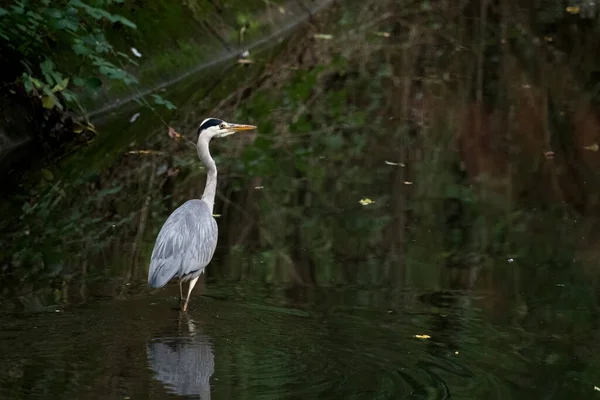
xmin=4 ymin=175 xmax=132 ymax=286
xmin=0 ymin=0 xmax=140 ymax=111
xmin=150 ymin=94 xmax=177 ymax=110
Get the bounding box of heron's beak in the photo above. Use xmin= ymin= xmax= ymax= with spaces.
xmin=228 ymin=123 xmax=257 ymax=132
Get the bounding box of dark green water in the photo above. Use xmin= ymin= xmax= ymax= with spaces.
xmin=1 ymin=282 xmax=598 ymax=399
xmin=2 ymin=0 xmax=600 ymax=399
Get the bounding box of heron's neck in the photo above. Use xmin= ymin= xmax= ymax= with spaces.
xmin=197 ymin=135 xmax=217 ymax=213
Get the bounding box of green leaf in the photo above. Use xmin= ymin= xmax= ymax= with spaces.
xmin=44 ymin=8 xmax=63 ymax=19
xmin=54 ymin=17 xmax=79 ymax=31
xmin=151 ymin=94 xmax=176 ymax=110
xmin=114 ymin=16 xmax=136 ymax=29
xmin=73 ymin=77 xmax=85 ymax=87
xmin=42 ymin=95 xmax=58 ymax=109
xmin=72 ymin=40 xmax=89 ymax=55
xmin=41 ymin=169 xmax=54 ymax=181
xmin=23 ymin=75 xmax=33 ymax=93
xmin=86 ymin=77 xmax=102 ymax=89
xmin=52 ymin=78 xmax=69 ymax=92
xmin=40 ymin=59 xmax=60 ymax=85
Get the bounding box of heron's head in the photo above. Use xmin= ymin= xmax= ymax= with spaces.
xmin=198 ymin=118 xmax=256 ymax=140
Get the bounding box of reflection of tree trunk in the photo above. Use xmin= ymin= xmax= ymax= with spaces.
xmin=79 ymin=258 xmax=87 ymax=302
xmin=477 ymin=0 xmax=489 ymax=253
xmin=389 ymin=20 xmax=421 ymax=288
xmin=218 ymin=182 xmax=259 ymax=281
xmin=292 ymin=168 xmax=315 ymax=285
xmin=129 ymin=162 xmax=156 ymax=282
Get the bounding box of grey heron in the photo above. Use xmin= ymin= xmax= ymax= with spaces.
xmin=147 ymin=316 xmax=214 ymax=398
xmin=148 ymin=118 xmax=256 ymax=311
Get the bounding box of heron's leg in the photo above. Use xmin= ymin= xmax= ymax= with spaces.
xmin=182 ymin=276 xmax=199 ymax=312
xmin=179 ymin=279 xmax=183 ymax=302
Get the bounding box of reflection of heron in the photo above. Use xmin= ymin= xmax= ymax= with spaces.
xmin=148 ymin=118 xmax=257 ymax=311
xmin=147 ymin=317 xmax=215 ymax=399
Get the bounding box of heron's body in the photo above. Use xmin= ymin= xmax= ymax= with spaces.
xmin=147 ymin=199 xmax=218 ymax=289
xmin=147 ymin=117 xmax=256 ymax=311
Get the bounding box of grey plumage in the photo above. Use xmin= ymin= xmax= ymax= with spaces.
xmin=147 ymin=117 xmax=256 ymax=311
xmin=147 ymin=317 xmax=214 ymax=398
xmin=147 ymin=337 xmax=214 ymax=398
xmin=148 ymin=199 xmax=218 ymax=288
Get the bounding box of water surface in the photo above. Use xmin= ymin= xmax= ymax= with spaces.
xmin=2 ymin=0 xmax=600 ymax=399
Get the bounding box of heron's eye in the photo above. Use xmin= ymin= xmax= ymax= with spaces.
xmin=219 ymin=123 xmax=226 ymax=129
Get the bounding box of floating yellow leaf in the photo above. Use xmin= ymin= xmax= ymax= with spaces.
xmin=566 ymin=6 xmax=580 ymax=14
xmin=594 ymin=386 xmax=600 ymax=392
xmin=313 ymin=33 xmax=333 ymax=40
xmin=584 ymin=143 xmax=599 ymax=152
xmin=415 ymin=334 xmax=431 ymax=339
xmin=544 ymin=151 xmax=555 ymax=159
xmin=359 ymin=198 xmax=375 ymax=206
xmin=404 ymin=181 xmax=413 ymax=185
xmin=455 ymin=351 xmax=459 ymax=355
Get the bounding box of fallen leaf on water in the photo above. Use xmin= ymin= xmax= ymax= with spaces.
xmin=544 ymin=151 xmax=555 ymax=159
xmin=583 ymin=143 xmax=599 ymax=152
xmin=415 ymin=334 xmax=431 ymax=339
xmin=238 ymin=59 xmax=254 ymax=64
xmin=375 ymin=32 xmax=391 ymax=38
xmin=385 ymin=160 xmax=405 ymax=166
xmin=168 ymin=126 xmax=182 ymax=141
xmin=594 ymin=386 xmax=600 ymax=392
xmin=404 ymin=181 xmax=413 ymax=185
xmin=566 ymin=6 xmax=580 ymax=14
xmin=359 ymin=198 xmax=375 ymax=206
xmin=314 ymin=33 xmax=333 ymax=40
xmin=255 ymin=186 xmax=264 ymax=190
xmin=213 ymin=214 xmax=221 ymax=218
xmin=455 ymin=351 xmax=459 ymax=355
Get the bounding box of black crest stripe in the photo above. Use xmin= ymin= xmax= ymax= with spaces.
xmin=198 ymin=118 xmax=223 ymax=133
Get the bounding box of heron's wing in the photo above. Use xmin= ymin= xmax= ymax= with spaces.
xmin=148 ymin=200 xmax=218 ymax=288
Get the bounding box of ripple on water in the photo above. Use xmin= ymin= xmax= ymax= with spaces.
xmin=0 ymin=289 xmax=541 ymax=399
